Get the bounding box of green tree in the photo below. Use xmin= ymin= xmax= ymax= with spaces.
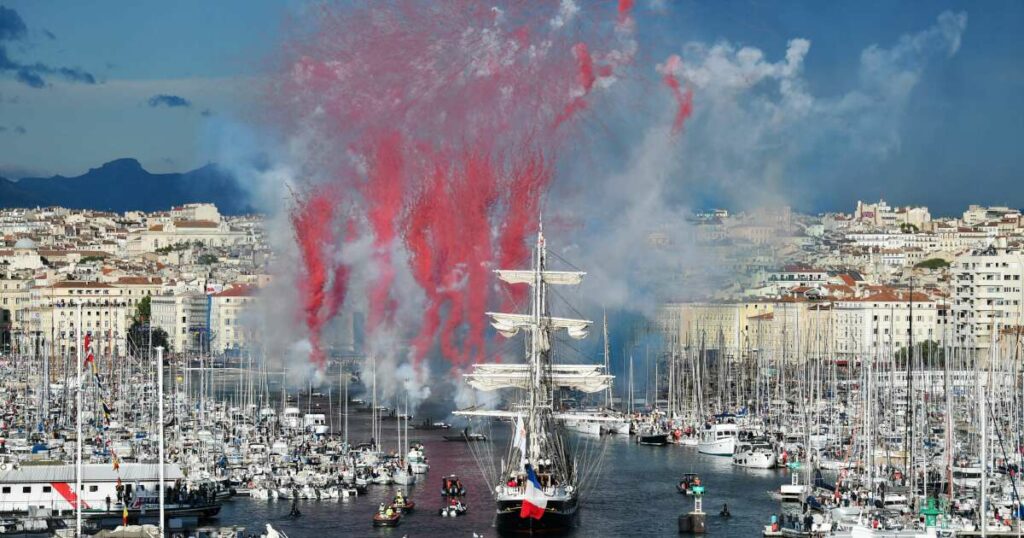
xmin=198 ymin=254 xmax=218 ymax=265
xmin=914 ymin=258 xmax=950 ymax=270
xmin=896 ymin=340 xmax=945 ymax=368
xmin=126 ymin=296 xmax=170 ymax=355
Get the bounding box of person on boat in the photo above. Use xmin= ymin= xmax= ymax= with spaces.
xmin=720 ymin=504 xmax=731 ymax=518
xmin=384 ymin=505 xmax=395 ymax=518
xmin=770 ymin=514 xmax=779 ymax=532
xmin=455 ymin=478 xmax=464 ymax=495
xmin=378 ymin=502 xmax=386 ymax=513
xmin=693 ymin=476 xmax=701 ymax=487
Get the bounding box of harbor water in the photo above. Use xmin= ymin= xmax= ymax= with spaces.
xmin=213 ymin=423 xmax=787 ymax=537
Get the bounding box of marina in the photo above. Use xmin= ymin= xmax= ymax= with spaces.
xmin=3 ymin=231 xmax=1024 ymax=537
xmin=2 ymin=0 xmax=1024 ymax=537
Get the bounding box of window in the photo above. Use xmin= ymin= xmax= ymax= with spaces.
xmin=43 ymin=486 xmax=52 ymax=493
xmin=89 ymin=485 xmax=98 ymax=492
xmin=22 ymin=486 xmax=31 ymax=493
xmin=1 ymin=487 xmax=9 ymax=494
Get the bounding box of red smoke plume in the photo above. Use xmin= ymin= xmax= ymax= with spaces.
xmin=279 ymin=1 xmax=647 ymax=370
xmin=660 ymin=54 xmax=695 ymax=135
xmin=291 ymin=187 xmax=349 ymax=370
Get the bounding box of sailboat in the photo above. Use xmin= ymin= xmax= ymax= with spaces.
xmin=456 ymin=227 xmax=613 ymax=534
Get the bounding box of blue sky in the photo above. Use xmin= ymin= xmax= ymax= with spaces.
xmin=0 ymin=1 xmax=1022 ymax=215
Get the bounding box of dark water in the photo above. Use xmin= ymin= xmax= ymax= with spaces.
xmin=213 ymin=423 xmax=791 ymax=537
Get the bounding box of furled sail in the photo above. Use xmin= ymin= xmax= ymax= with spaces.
xmin=464 ymin=364 xmax=612 ymax=393
xmin=487 ymin=312 xmax=591 ymax=340
xmin=495 ymin=270 xmax=586 ymax=286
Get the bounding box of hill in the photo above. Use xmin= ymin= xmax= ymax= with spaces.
xmin=0 ymin=159 xmax=255 ymax=214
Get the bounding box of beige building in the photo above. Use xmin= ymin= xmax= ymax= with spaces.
xmin=209 ymin=285 xmax=260 ymax=354
xmin=855 ymin=199 xmax=931 ymax=229
xmin=170 ymin=203 xmax=222 ymax=223
xmin=658 ymin=301 xmax=775 ymax=357
xmin=27 ymin=281 xmax=132 ymax=358
xmin=129 ymin=219 xmax=247 ymax=253
xmin=0 ymin=276 xmax=31 ymax=352
xmin=832 ymin=291 xmax=938 ymax=359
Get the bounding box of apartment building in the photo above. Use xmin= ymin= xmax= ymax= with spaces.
xmin=209 ymin=285 xmax=260 ymax=354
xmin=151 ymin=292 xmax=209 ymax=354
xmin=951 ymin=243 xmax=1024 ymax=350
xmin=26 ymin=281 xmax=132 ymax=357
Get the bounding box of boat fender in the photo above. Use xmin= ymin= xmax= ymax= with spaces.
xmin=0 ymin=463 xmax=7 ymax=471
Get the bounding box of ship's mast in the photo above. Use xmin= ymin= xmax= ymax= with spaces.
xmin=528 ymin=227 xmax=546 ymax=462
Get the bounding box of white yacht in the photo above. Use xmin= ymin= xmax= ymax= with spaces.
xmin=697 ymin=423 xmax=738 ymax=456
xmin=732 ymin=438 xmax=777 ymax=468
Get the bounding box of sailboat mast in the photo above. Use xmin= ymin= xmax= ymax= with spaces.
xmin=603 ymin=309 xmax=611 ymax=409
xmin=75 ymin=303 xmax=83 ymax=537
xmin=343 ymin=363 xmax=349 ymax=445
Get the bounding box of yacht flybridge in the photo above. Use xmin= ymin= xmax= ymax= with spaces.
xmin=455 ymin=228 xmax=613 ymax=535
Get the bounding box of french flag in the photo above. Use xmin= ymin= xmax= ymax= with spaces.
xmin=519 ymin=464 xmax=547 ymax=520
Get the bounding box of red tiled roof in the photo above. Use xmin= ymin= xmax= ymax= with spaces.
xmin=52 ymin=281 xmax=113 ymax=289
xmin=117 ymin=276 xmax=162 ymax=285
xmin=174 ymin=220 xmax=218 ymax=229
xmin=856 ymin=291 xmax=931 ymax=303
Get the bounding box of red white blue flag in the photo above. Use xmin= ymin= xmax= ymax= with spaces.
xmin=519 ymin=463 xmax=547 ymax=520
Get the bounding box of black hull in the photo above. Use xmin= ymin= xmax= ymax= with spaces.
xmin=442 ymin=434 xmax=488 ymax=442
xmin=494 ymin=498 xmax=578 ymax=535
xmin=639 ymin=434 xmax=669 ymax=446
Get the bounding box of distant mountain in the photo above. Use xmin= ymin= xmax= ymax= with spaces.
xmin=0 ymin=158 xmax=256 ymax=214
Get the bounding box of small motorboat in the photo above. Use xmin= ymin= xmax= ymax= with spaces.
xmin=441 ymin=475 xmax=467 ymax=497
xmin=439 ymin=500 xmax=468 ymax=517
xmin=391 ymin=497 xmax=415 ymax=514
xmin=638 ymin=430 xmax=669 ymax=446
xmin=373 ymin=511 xmax=401 ymax=527
xmin=442 ymin=430 xmax=488 ymax=442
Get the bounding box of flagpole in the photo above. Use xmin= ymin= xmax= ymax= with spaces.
xmin=157 ymin=346 xmax=165 ymax=536
xmin=75 ymin=302 xmax=83 ymax=537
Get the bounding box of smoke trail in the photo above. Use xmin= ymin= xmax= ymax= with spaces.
xmin=290 ymin=186 xmax=349 ymax=370
xmin=275 ymin=1 xmax=636 ymax=376
xmin=657 ymin=55 xmax=694 ymax=135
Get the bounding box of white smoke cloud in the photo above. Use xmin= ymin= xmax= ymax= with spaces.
xmin=549 ymin=10 xmax=968 ymax=314
xmin=550 ymin=0 xmax=580 ymax=29
xmin=669 ymin=10 xmax=967 ymax=207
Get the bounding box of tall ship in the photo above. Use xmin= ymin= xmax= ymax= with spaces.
xmin=456 ymin=227 xmax=613 ymax=535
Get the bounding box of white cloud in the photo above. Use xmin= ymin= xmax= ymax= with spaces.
xmin=665 ymin=10 xmax=967 ymax=204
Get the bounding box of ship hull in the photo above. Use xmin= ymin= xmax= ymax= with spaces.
xmin=495 ymin=497 xmax=579 ymax=535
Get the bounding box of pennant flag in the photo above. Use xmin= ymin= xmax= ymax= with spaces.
xmin=519 ymin=463 xmax=547 ymax=520
xmin=513 ymin=416 xmax=528 ymax=465
xmin=122 ymin=505 xmax=128 ymax=526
